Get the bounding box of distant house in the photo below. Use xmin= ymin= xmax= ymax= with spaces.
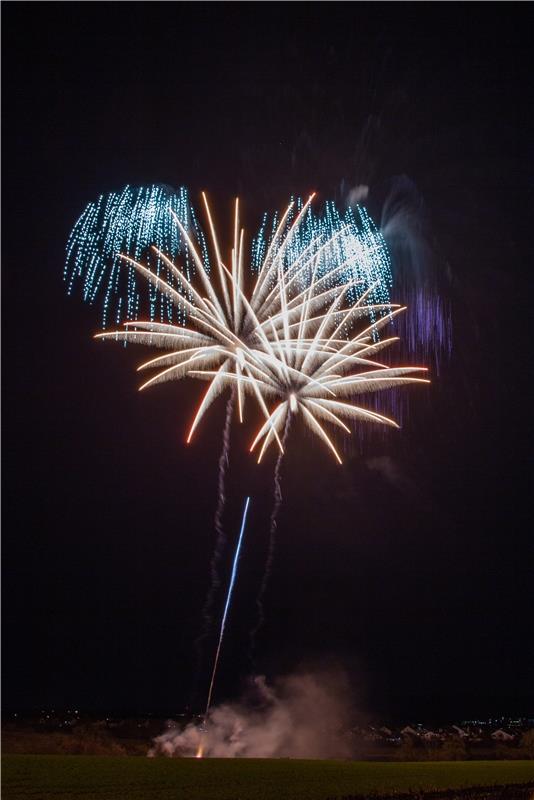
xmin=452 ymin=725 xmax=468 ymax=738
xmin=401 ymin=725 xmax=419 ymax=737
xmin=491 ymin=728 xmax=515 ymax=742
xmin=422 ymin=729 xmax=442 ymax=741
xmin=364 ymin=726 xmax=382 ymax=742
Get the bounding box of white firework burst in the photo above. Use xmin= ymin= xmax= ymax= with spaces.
xmin=96 ymin=194 xmax=428 ymax=460
xmin=194 ymin=279 xmax=429 ymax=464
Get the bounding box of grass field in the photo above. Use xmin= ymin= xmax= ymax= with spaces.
xmin=2 ymin=755 xmax=534 ymax=800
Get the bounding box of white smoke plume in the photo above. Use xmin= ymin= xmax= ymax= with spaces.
xmin=149 ymin=670 xmax=355 ymax=759
xmin=346 ymin=184 xmax=369 ymax=205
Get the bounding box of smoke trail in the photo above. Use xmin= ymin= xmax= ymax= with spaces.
xmin=194 ymin=388 xmax=236 ymax=660
xmin=249 ymin=414 xmax=292 ymax=658
xmin=197 ymin=496 xmax=251 ymax=757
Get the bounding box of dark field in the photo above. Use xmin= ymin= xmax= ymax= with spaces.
xmin=3 ymin=755 xmax=534 ymax=800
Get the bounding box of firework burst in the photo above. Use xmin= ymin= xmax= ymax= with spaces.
xmin=192 ymin=285 xmax=429 ymax=464
xmin=93 ymin=193 xmax=400 ymax=453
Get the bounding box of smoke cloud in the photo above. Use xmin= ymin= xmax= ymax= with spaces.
xmin=149 ymin=669 xmax=355 ymax=758
xmin=366 ymin=455 xmax=414 ymax=493
xmin=346 ymin=184 xmax=369 ymax=205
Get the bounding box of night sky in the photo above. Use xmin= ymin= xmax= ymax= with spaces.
xmin=3 ymin=3 xmax=532 ymax=724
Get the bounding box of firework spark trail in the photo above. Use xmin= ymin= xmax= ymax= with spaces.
xmin=249 ymin=414 xmax=292 ymax=661
xmin=197 ymin=496 xmax=251 ymax=758
xmin=64 ymin=185 xmax=208 ymax=329
xmin=194 ymin=387 xmax=236 ymax=663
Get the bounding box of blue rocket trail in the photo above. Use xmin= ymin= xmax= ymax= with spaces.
xmin=203 ymin=496 xmax=251 ymax=718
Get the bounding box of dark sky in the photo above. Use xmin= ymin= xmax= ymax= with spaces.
xmin=3 ymin=3 xmax=532 ymax=723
